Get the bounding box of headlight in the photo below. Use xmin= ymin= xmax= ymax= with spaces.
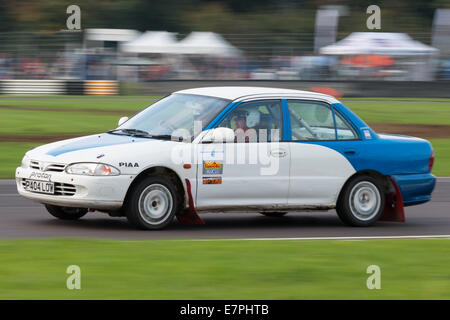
xmin=21 ymin=155 xmax=30 ymax=169
xmin=65 ymin=163 xmax=120 ymax=176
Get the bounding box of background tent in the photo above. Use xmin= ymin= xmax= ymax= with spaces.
xmin=120 ymin=31 xmax=178 ymax=54
xmin=85 ymin=29 xmax=141 ymax=43
xmin=320 ymin=32 xmax=439 ymax=56
xmin=177 ymin=32 xmax=241 ymax=57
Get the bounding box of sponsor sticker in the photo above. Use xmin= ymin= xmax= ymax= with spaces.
xmin=202 ymin=176 xmax=222 ymax=185
xmin=363 ymin=130 xmax=371 ymax=139
xmin=203 ymin=161 xmax=223 ymax=175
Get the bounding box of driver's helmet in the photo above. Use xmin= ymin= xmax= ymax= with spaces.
xmin=246 ymin=110 xmax=260 ymax=128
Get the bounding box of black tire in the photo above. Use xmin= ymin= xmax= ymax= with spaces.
xmin=45 ymin=204 xmax=88 ymax=220
xmin=336 ymin=175 xmax=385 ymax=227
xmin=260 ymin=212 xmax=287 ymax=217
xmin=125 ymin=175 xmax=182 ymax=230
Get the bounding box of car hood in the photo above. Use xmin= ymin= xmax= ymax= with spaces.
xmin=25 ymin=133 xmax=182 ymax=170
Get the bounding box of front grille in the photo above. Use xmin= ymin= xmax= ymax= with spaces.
xmin=29 ymin=160 xmax=66 ymax=172
xmin=30 ymin=160 xmax=40 ymax=170
xmin=21 ymin=180 xmax=76 ymax=196
xmin=54 ymin=183 xmax=76 ymax=196
xmin=46 ymin=164 xmax=66 ymax=172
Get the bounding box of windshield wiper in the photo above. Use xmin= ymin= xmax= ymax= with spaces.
xmin=108 ymin=128 xmax=151 ymax=137
xmin=146 ymin=134 xmax=184 ymax=142
xmin=108 ymin=129 xmax=184 ymax=141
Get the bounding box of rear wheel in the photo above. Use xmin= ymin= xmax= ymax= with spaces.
xmin=125 ymin=175 xmax=181 ymax=230
xmin=336 ymin=175 xmax=385 ymax=227
xmin=45 ymin=204 xmax=87 ymax=220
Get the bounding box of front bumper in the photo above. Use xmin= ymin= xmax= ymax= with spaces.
xmin=16 ymin=167 xmax=135 ymax=210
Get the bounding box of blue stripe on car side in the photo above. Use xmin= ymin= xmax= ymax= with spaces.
xmin=281 ymin=99 xmax=292 ymax=141
xmin=46 ymin=134 xmax=147 ymax=156
xmin=205 ymin=102 xmax=242 ymax=129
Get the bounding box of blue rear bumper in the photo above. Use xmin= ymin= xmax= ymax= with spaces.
xmin=391 ymin=173 xmax=436 ymax=206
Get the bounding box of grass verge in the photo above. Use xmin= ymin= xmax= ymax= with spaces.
xmin=430 ymin=139 xmax=450 ymax=176
xmin=0 ymin=142 xmax=41 ymax=178
xmin=0 ymin=238 xmax=449 ymax=299
xmin=0 ymin=108 xmax=125 ymax=136
xmin=344 ymin=101 xmax=450 ymax=125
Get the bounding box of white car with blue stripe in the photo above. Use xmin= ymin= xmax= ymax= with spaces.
xmin=15 ymin=87 xmax=436 ymax=229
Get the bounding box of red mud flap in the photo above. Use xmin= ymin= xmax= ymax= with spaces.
xmin=176 ymin=179 xmax=205 ymax=225
xmin=379 ymin=177 xmax=405 ymax=222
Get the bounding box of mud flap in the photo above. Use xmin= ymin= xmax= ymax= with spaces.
xmin=379 ymin=177 xmax=405 ymax=222
xmin=176 ymin=179 xmax=205 ymax=225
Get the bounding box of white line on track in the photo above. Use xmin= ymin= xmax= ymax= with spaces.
xmin=187 ymin=235 xmax=450 ymax=241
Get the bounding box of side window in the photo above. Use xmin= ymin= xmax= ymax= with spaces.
xmin=218 ymin=100 xmax=282 ymax=142
xmin=335 ymin=112 xmax=357 ymax=140
xmin=287 ymin=100 xmax=336 ymax=141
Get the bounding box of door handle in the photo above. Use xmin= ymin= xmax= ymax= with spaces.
xmin=271 ymin=149 xmax=287 ymax=157
xmin=344 ymin=150 xmax=356 ymax=155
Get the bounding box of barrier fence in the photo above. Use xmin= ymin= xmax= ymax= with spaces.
xmin=0 ymin=80 xmax=118 ymax=95
xmin=0 ymin=79 xmax=449 ymax=98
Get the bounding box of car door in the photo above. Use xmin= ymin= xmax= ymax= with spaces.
xmin=195 ymin=99 xmax=290 ymax=210
xmin=285 ymin=99 xmax=357 ymax=206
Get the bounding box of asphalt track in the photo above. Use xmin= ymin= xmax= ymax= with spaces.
xmin=0 ymin=179 xmax=449 ymax=240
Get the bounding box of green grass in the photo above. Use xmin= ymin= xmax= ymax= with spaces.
xmin=430 ymin=139 xmax=450 ymax=176
xmin=0 ymin=99 xmax=156 ymax=111
xmin=0 ymin=109 xmax=126 ymax=136
xmin=0 ymin=143 xmax=41 ymax=178
xmin=0 ymin=238 xmax=449 ymax=299
xmin=344 ymin=101 xmax=450 ymax=125
xmin=0 ymin=95 xmax=162 ymax=99
xmin=1 ymin=100 xmax=450 ymax=137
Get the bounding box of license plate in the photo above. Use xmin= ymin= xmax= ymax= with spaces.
xmin=23 ymin=179 xmax=54 ymax=195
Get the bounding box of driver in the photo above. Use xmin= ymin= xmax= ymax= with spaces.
xmin=233 ymin=109 xmax=249 ymax=132
xmin=233 ymin=109 xmax=260 ymax=131
xmin=232 ymin=109 xmax=260 ymax=142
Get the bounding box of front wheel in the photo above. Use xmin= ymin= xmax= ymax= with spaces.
xmin=336 ymin=175 xmax=385 ymax=227
xmin=45 ymin=204 xmax=87 ymax=220
xmin=125 ymin=176 xmax=181 ymax=230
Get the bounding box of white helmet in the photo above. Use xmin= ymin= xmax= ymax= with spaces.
xmin=246 ymin=110 xmax=260 ymax=128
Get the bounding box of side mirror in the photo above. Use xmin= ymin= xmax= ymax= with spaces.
xmin=118 ymin=116 xmax=129 ymax=126
xmin=202 ymin=127 xmax=235 ymax=143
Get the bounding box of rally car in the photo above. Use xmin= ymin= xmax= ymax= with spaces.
xmin=16 ymin=87 xmax=436 ymax=230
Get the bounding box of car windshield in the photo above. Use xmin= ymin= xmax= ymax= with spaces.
xmin=114 ymin=93 xmax=229 ymax=140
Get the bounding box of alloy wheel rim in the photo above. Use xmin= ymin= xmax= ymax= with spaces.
xmin=138 ymin=184 xmax=173 ymax=225
xmin=349 ymin=181 xmax=381 ymax=221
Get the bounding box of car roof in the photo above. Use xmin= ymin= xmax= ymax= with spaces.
xmin=175 ymin=86 xmax=339 ymax=104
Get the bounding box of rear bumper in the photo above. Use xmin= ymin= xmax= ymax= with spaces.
xmin=391 ymin=173 xmax=436 ymax=206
